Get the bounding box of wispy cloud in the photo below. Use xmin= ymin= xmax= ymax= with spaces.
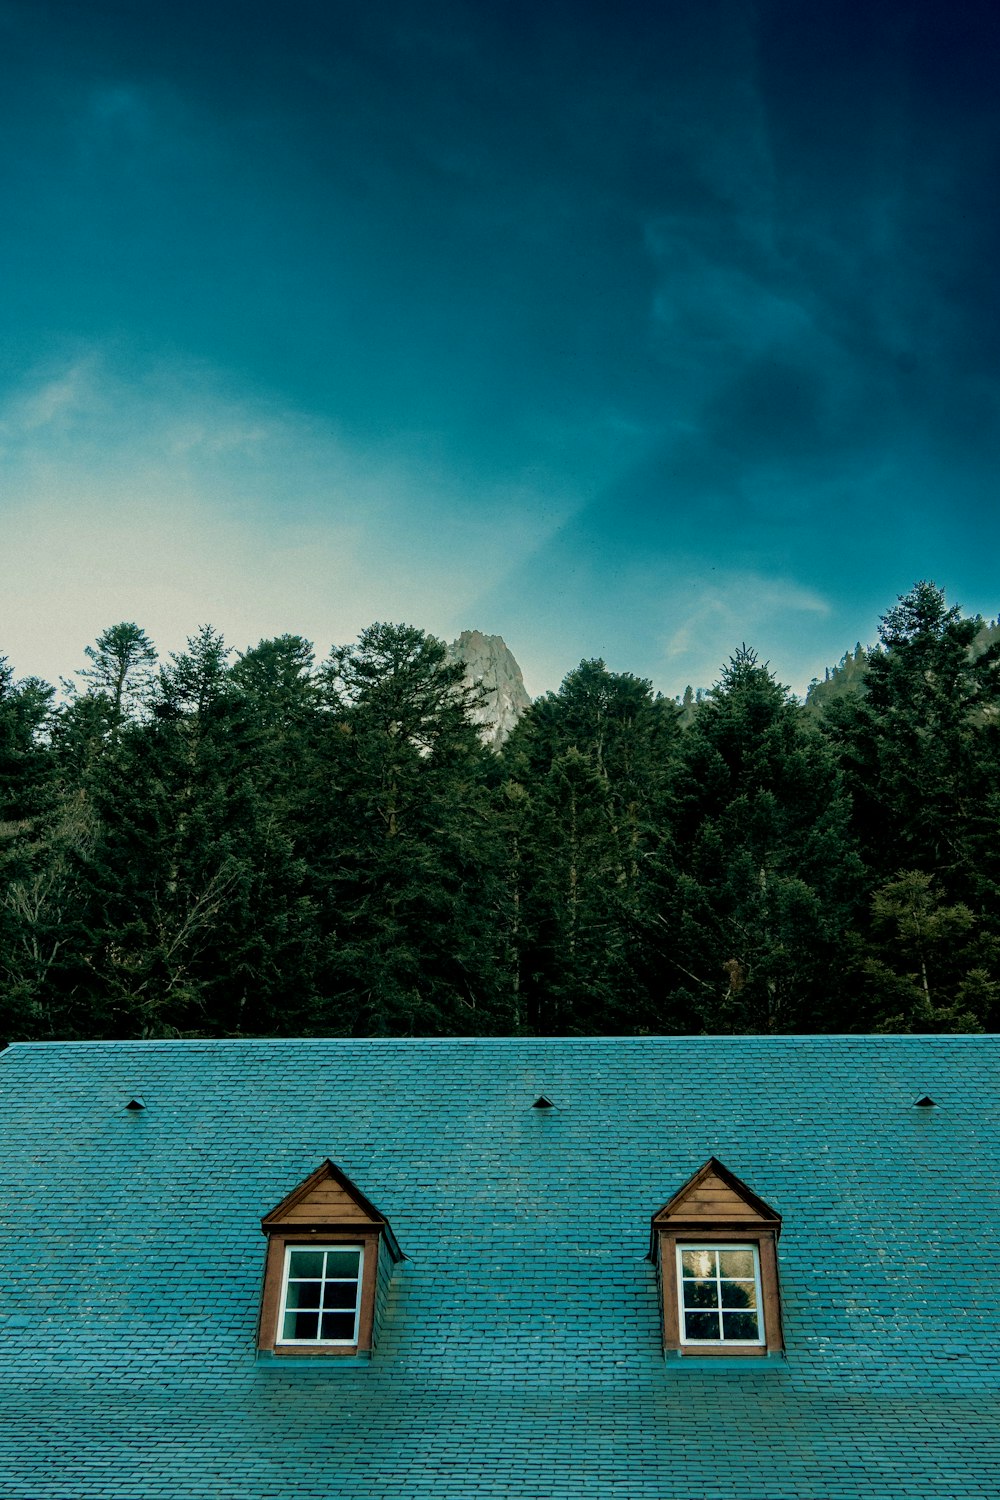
xmin=0 ymin=352 xmax=579 ymax=685
xmin=0 ymin=357 xmax=101 ymax=435
xmin=663 ymin=572 xmax=830 ymax=660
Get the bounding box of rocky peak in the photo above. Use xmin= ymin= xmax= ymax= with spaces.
xmin=448 ymin=630 xmax=532 ymax=747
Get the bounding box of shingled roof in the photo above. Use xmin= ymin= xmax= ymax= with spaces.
xmin=0 ymin=1035 xmax=997 ymax=1499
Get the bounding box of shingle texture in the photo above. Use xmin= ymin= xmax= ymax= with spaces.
xmin=0 ymin=1035 xmax=998 ymax=1499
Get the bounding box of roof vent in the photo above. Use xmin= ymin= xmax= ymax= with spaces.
xmin=914 ymin=1095 xmax=937 ymax=1108
xmin=532 ymin=1095 xmax=556 ymax=1110
xmin=125 ymin=1097 xmax=145 ymax=1111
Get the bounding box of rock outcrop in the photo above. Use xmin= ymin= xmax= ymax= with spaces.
xmin=448 ymin=630 xmax=531 ymax=747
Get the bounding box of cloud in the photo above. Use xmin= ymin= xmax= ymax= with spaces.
xmin=669 ymin=571 xmax=827 ymax=642
xmin=663 ymin=572 xmax=830 ymax=662
xmin=0 ymin=357 xmax=101 ymax=435
xmin=0 ymin=351 xmax=579 ymax=687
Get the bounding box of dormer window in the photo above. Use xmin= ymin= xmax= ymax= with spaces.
xmin=278 ymin=1244 xmax=365 ymax=1346
xmin=258 ymin=1159 xmax=403 ymax=1358
xmin=650 ymin=1158 xmax=783 ymax=1358
xmin=677 ymin=1244 xmax=764 ymax=1347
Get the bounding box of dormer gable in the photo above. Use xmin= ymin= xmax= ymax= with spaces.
xmin=261 ymin=1158 xmax=403 ymax=1260
xmin=258 ymin=1159 xmax=403 ymax=1358
xmin=650 ymin=1156 xmax=781 ymax=1250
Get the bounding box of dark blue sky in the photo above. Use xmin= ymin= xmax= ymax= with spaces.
xmin=2 ymin=0 xmax=998 ymax=695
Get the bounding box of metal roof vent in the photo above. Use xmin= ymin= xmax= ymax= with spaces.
xmin=532 ymin=1095 xmax=557 ymax=1110
xmin=914 ymin=1095 xmax=937 ymax=1108
xmin=125 ymin=1096 xmax=145 ymax=1111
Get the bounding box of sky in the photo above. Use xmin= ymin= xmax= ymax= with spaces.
xmin=2 ymin=0 xmax=999 ymax=700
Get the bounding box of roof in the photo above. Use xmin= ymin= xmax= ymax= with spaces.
xmin=0 ymin=1034 xmax=998 ymax=1499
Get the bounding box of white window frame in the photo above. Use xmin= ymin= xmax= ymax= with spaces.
xmin=675 ymin=1242 xmax=765 ymax=1347
xmin=276 ymin=1242 xmax=365 ymax=1347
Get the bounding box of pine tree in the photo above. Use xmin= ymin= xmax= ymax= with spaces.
xmin=0 ymin=658 xmax=54 ymax=824
xmin=852 ymin=870 xmax=999 ymax=1032
xmin=822 ymin=582 xmax=1000 ymax=903
xmin=500 ymin=660 xmax=679 ymax=1032
xmin=79 ymin=622 xmax=157 ymax=729
xmin=303 ymin=624 xmax=511 ymax=1036
xmin=67 ymin=628 xmax=318 ymax=1036
xmin=644 ymin=647 xmax=862 ymax=1033
xmin=0 ymin=658 xmax=64 ymax=1040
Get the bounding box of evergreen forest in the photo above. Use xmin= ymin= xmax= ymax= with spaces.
xmin=2 ymin=581 xmax=999 ymax=1043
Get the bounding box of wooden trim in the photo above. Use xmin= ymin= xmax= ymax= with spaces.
xmin=261 ymin=1160 xmax=404 ymax=1263
xmin=267 ymin=1342 xmax=370 ymax=1359
xmin=357 ymin=1234 xmax=378 ymax=1350
xmin=257 ymin=1228 xmax=381 ymax=1355
xmin=651 ymin=1158 xmax=781 ymax=1230
xmin=257 ymin=1233 xmax=287 ymax=1350
xmin=660 ymin=1218 xmax=778 ymax=1234
xmin=261 ymin=1159 xmax=385 ymax=1229
xmin=656 ymin=1227 xmax=784 ymax=1357
xmin=757 ymin=1231 xmax=784 ymax=1352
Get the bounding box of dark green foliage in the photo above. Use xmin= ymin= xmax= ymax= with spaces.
xmin=63 ymin=629 xmax=318 ymax=1037
xmin=849 ymin=870 xmax=999 ymax=1032
xmin=804 ymin=642 xmax=868 ymax=714
xmin=814 ymin=583 xmax=1000 ymax=1030
xmin=79 ymin=621 xmax=158 ymax=728
xmin=0 ymin=659 xmax=64 ymax=1039
xmin=231 ymin=635 xmax=320 ymax=732
xmin=157 ymin=624 xmax=231 ymax=716
xmin=0 ymin=659 xmax=54 ymax=823
xmin=641 ymin=647 xmax=862 ymax=1033
xmin=820 ymin=582 xmax=1000 ymax=895
xmin=301 ymin=624 xmax=512 ymax=1036
xmin=2 ymin=583 xmax=999 ymax=1042
xmin=500 ymin=660 xmax=680 ymax=1032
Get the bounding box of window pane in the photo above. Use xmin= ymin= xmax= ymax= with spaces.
xmin=320 ymin=1311 xmax=356 ymax=1340
xmin=323 ymin=1281 xmax=359 ymax=1310
xmin=287 ymin=1250 xmax=324 ymax=1278
xmin=684 ymin=1310 xmax=720 ymax=1340
xmin=681 ymin=1249 xmax=716 ymax=1279
xmin=717 ymin=1249 xmax=754 ymax=1279
xmin=324 ymin=1250 xmax=361 ymax=1278
xmin=682 ymin=1279 xmax=719 ymax=1310
xmin=285 ymin=1280 xmax=322 ymax=1309
xmin=722 ymin=1311 xmax=760 ymax=1341
xmin=720 ymin=1279 xmax=757 ymax=1309
xmin=282 ymin=1309 xmax=319 ymax=1340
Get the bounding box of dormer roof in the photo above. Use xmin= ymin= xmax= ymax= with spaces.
xmin=261 ymin=1157 xmax=404 ymax=1261
xmin=649 ymin=1156 xmax=781 ymax=1258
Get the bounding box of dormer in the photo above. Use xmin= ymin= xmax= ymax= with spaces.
xmin=257 ymin=1159 xmax=404 ymax=1358
xmin=650 ymin=1157 xmax=783 ymax=1358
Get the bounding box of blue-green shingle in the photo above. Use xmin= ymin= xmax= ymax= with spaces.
xmin=0 ymin=1035 xmax=997 ymax=1498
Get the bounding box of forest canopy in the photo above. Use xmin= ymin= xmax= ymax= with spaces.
xmin=2 ymin=583 xmax=999 ymax=1043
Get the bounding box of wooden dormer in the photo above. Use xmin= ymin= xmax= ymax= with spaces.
xmin=650 ymin=1158 xmax=784 ymax=1357
xmin=258 ymin=1160 xmax=403 ymax=1357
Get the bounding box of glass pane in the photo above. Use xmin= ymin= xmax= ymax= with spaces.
xmin=722 ymin=1310 xmax=760 ymax=1341
xmin=717 ymin=1249 xmax=754 ymax=1279
xmin=325 ymin=1250 xmax=361 ymax=1278
xmin=285 ymin=1280 xmax=321 ymax=1309
xmin=323 ymin=1281 xmax=359 ymax=1310
xmin=321 ymin=1311 xmax=356 ymax=1340
xmin=287 ymin=1251 xmax=324 ymax=1278
xmin=682 ymin=1279 xmax=719 ymax=1310
xmin=681 ymin=1249 xmax=716 ymax=1279
xmin=282 ymin=1309 xmax=319 ymax=1340
xmin=684 ymin=1310 xmax=720 ymax=1341
xmin=720 ymin=1279 xmax=757 ymax=1309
